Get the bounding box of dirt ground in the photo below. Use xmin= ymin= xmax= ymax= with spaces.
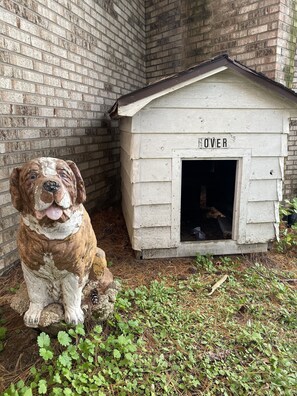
xmin=0 ymin=206 xmax=296 ymax=392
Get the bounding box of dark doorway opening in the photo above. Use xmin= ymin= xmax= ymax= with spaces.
xmin=181 ymin=160 xmax=237 ymax=241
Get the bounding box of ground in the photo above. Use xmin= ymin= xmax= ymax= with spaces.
xmin=0 ymin=206 xmax=296 ymax=393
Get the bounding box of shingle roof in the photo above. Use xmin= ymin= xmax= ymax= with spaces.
xmin=109 ymin=54 xmax=297 ymax=118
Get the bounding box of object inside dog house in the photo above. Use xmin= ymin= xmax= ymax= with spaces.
xmin=109 ymin=55 xmax=297 ymax=259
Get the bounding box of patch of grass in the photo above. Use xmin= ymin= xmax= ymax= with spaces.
xmin=3 ymin=256 xmax=297 ymax=395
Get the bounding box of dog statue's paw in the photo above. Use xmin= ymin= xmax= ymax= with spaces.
xmin=64 ymin=307 xmax=84 ymax=325
xmin=24 ymin=304 xmax=44 ymax=328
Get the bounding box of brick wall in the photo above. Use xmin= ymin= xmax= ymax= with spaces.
xmin=276 ymin=0 xmax=297 ymax=88
xmin=0 ymin=0 xmax=146 ymax=272
xmin=285 ymin=0 xmax=297 ymax=199
xmin=146 ymin=0 xmax=284 ymax=82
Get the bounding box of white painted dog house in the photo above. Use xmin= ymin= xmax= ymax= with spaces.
xmin=109 ymin=55 xmax=297 ymax=259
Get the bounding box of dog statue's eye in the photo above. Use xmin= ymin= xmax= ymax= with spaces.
xmin=59 ymin=170 xmax=69 ymax=179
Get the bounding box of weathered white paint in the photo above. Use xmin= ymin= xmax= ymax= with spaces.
xmin=134 ymin=158 xmax=172 ymax=183
xmin=23 ymin=204 xmax=84 ymax=240
xmin=137 ymin=134 xmax=284 ymax=158
xmin=121 ymin=131 xmax=133 ymax=155
xmin=245 ymin=223 xmax=275 ymax=243
xmin=121 ymin=148 xmax=133 ymax=182
xmin=248 ymin=180 xmax=279 ymax=202
xmin=121 ymin=168 xmax=133 ymax=203
xmin=122 ymin=188 xmax=134 ymax=241
xmin=133 ymin=226 xmax=172 ymax=250
xmin=122 ymin=150 xmax=172 ymax=183
xmin=247 ymin=202 xmax=276 ymax=223
xmin=120 ymin=117 xmax=132 ymax=132
xmin=22 ymin=260 xmax=54 ymax=327
xmin=117 ymin=66 xmax=228 ymax=117
xmin=34 ymin=188 xmax=54 ymax=211
xmin=34 ymin=188 xmax=71 ymax=212
xmin=132 ymin=108 xmax=285 ymax=134
xmin=121 ymin=131 xmax=142 ymax=159
xmin=141 ymin=241 xmax=268 ymax=259
xmin=134 ymin=204 xmax=171 ymax=228
xmin=250 ymin=157 xmax=283 ymax=180
xmin=148 ymin=75 xmax=294 ymax=110
xmin=57 ymin=191 xmax=72 ymax=209
xmin=118 ymin=66 xmax=296 ymax=258
xmin=132 ymin=181 xmax=171 ymax=206
xmin=40 ymin=157 xmax=59 ymax=177
xmin=61 ymin=272 xmax=87 ymax=325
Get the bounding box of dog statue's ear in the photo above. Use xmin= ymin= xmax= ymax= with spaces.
xmin=10 ymin=167 xmax=23 ymax=212
xmin=66 ymin=160 xmax=86 ymax=204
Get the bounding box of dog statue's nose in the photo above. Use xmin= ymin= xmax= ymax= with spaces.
xmin=43 ymin=180 xmax=60 ymax=193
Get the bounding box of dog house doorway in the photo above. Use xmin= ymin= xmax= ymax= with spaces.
xmin=181 ymin=159 xmax=237 ymax=242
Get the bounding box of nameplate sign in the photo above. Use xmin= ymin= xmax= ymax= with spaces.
xmin=198 ymin=137 xmax=228 ymax=149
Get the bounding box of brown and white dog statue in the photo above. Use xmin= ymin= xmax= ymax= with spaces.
xmin=10 ymin=157 xmax=113 ymax=328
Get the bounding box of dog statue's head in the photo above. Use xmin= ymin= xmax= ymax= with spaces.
xmin=10 ymin=157 xmax=86 ymax=223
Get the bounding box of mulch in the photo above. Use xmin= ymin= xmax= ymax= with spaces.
xmin=0 ymin=205 xmax=296 ymax=392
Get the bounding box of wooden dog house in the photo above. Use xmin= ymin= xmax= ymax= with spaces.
xmin=109 ymin=55 xmax=297 ymax=258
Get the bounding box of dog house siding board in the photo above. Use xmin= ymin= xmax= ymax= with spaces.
xmin=230 ymin=135 xmax=285 ymax=157
xmin=133 ymin=182 xmax=172 ymax=205
xmin=120 ymin=131 xmax=141 ymax=159
xmin=133 ymin=227 xmax=172 ymax=250
xmin=245 ymin=223 xmax=276 ymax=243
xmin=136 ymin=159 xmax=172 ymax=182
xmin=120 ymin=117 xmax=132 ymax=132
xmin=248 ymin=180 xmax=279 ymax=202
xmin=121 ymin=167 xmax=134 ymax=204
xmin=139 ymin=134 xmax=200 ymax=158
xmin=136 ymin=108 xmax=285 ymax=134
xmin=122 ymin=188 xmax=134 ymax=239
xmin=250 ymin=157 xmax=284 ymax=180
xmin=120 ymin=131 xmax=132 ymax=155
xmin=137 ymin=134 xmax=284 ymax=159
xmin=122 ymin=155 xmax=172 ymax=183
xmin=134 ymin=205 xmax=171 ymax=228
xmin=121 ymin=148 xmax=134 ymax=182
xmin=247 ymin=202 xmax=277 ymax=223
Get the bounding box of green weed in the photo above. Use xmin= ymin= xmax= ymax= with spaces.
xmin=277 ymin=198 xmax=297 ymax=253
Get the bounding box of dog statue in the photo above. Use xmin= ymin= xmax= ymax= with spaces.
xmin=10 ymin=157 xmax=113 ymax=328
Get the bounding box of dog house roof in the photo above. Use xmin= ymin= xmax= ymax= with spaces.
xmin=109 ymin=54 xmax=297 ymax=118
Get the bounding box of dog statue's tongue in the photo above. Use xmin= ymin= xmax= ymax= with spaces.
xmin=45 ymin=205 xmax=63 ymax=220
